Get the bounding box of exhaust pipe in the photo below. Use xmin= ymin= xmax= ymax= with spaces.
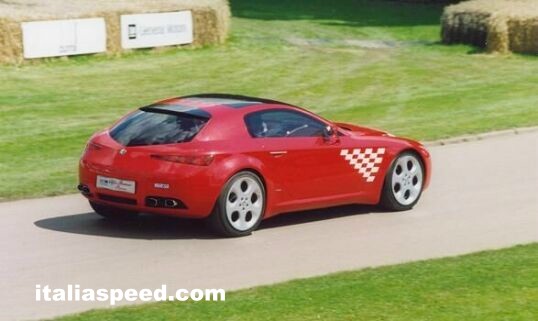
xmin=77 ymin=184 xmax=91 ymax=195
xmin=164 ymin=199 xmax=179 ymax=208
xmin=145 ymin=196 xmax=185 ymax=209
xmin=146 ymin=197 xmax=159 ymax=207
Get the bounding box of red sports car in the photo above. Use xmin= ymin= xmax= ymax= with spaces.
xmin=79 ymin=94 xmax=431 ymax=236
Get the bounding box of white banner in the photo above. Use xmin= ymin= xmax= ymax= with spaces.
xmin=121 ymin=11 xmax=193 ymax=49
xmin=22 ymin=18 xmax=106 ymax=59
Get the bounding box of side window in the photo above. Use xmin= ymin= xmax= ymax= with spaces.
xmin=245 ymin=110 xmax=327 ymax=138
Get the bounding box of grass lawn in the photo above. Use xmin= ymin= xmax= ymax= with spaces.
xmin=51 ymin=243 xmax=538 ymax=321
xmin=1 ymin=0 xmax=538 ymax=200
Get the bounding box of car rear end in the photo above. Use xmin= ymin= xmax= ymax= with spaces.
xmin=78 ymin=106 xmax=221 ymax=218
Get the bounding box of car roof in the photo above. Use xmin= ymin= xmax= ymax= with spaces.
xmin=182 ymin=93 xmax=296 ymax=108
xmin=145 ymin=93 xmax=297 ymax=118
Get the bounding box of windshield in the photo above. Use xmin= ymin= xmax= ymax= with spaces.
xmin=109 ymin=110 xmax=208 ymax=146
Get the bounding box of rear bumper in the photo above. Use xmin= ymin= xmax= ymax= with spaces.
xmin=78 ymin=159 xmax=221 ymax=219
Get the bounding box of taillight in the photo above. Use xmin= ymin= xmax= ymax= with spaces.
xmin=151 ymin=154 xmax=214 ymax=166
xmin=82 ymin=141 xmax=103 ymax=156
xmin=87 ymin=142 xmax=103 ymax=151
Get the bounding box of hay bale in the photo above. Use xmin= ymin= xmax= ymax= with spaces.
xmin=0 ymin=18 xmax=24 ymax=64
xmin=507 ymin=16 xmax=538 ymax=53
xmin=0 ymin=0 xmax=230 ymax=64
xmin=441 ymin=0 xmax=538 ymax=54
xmin=486 ymin=14 xmax=510 ymax=53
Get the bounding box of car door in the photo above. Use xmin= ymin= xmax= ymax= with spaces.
xmin=244 ymin=109 xmax=360 ymax=207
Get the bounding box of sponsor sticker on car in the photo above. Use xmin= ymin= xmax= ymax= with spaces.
xmin=96 ymin=175 xmax=135 ymax=194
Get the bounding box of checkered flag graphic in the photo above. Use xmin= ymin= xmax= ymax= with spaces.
xmin=340 ymin=148 xmax=386 ymax=182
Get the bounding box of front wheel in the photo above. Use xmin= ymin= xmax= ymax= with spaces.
xmin=380 ymin=152 xmax=424 ymax=211
xmin=89 ymin=201 xmax=138 ymax=219
xmin=208 ymin=171 xmax=265 ymax=237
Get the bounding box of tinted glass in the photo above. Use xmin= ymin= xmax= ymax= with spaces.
xmin=110 ymin=110 xmax=208 ymax=146
xmin=245 ymin=110 xmax=326 ymax=138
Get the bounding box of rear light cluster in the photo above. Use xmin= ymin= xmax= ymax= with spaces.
xmin=151 ymin=154 xmax=214 ymax=166
xmin=88 ymin=142 xmax=104 ymax=150
xmin=83 ymin=141 xmax=103 ymax=155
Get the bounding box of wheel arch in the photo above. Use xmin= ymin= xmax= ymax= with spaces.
xmin=378 ymin=146 xmax=429 ymax=202
xmin=210 ymin=154 xmax=274 ymax=218
xmin=233 ymin=168 xmax=267 ymax=191
xmin=223 ymin=167 xmax=272 ymax=217
xmin=377 ymin=147 xmax=425 ymax=210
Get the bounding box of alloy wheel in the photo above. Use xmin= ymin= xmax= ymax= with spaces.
xmin=391 ymin=154 xmax=423 ymax=206
xmin=225 ymin=176 xmax=264 ymax=231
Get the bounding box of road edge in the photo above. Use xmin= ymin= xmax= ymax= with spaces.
xmin=424 ymin=126 xmax=538 ymax=147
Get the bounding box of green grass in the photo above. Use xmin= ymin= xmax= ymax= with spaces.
xmin=51 ymin=243 xmax=538 ymax=321
xmin=1 ymin=0 xmax=538 ymax=200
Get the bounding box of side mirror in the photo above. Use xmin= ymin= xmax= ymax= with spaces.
xmin=323 ymin=125 xmax=339 ymax=144
xmin=323 ymin=125 xmax=334 ymax=137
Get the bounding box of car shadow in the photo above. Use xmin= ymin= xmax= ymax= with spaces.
xmin=34 ymin=213 xmax=217 ymax=240
xmin=259 ymin=204 xmax=378 ymax=230
xmin=34 ymin=204 xmax=379 ymax=240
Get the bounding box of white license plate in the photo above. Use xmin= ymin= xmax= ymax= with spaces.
xmin=96 ymin=175 xmax=136 ymax=194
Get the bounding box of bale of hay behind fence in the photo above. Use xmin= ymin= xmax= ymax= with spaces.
xmin=441 ymin=0 xmax=538 ymax=54
xmin=0 ymin=0 xmax=230 ymax=64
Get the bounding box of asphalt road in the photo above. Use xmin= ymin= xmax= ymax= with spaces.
xmin=1 ymin=131 xmax=537 ymax=321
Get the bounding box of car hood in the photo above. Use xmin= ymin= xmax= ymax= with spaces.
xmin=334 ymin=122 xmax=390 ymax=137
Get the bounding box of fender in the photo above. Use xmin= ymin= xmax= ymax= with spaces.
xmin=208 ymin=153 xmax=278 ymax=217
xmin=360 ymin=137 xmax=431 ymax=204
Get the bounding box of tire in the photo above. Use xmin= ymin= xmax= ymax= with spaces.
xmin=89 ymin=201 xmax=138 ymax=219
xmin=208 ymin=171 xmax=266 ymax=237
xmin=380 ymin=151 xmax=424 ymax=211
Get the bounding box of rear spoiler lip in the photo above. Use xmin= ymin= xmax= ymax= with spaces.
xmin=140 ymin=105 xmax=211 ymax=120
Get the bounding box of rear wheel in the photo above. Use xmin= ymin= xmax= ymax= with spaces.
xmin=208 ymin=171 xmax=265 ymax=237
xmin=89 ymin=201 xmax=138 ymax=219
xmin=380 ymin=152 xmax=424 ymax=211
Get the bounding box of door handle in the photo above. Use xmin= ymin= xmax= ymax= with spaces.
xmin=269 ymin=151 xmax=287 ymax=157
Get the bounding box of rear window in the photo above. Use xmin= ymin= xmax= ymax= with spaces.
xmin=109 ymin=110 xmax=208 ymax=146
